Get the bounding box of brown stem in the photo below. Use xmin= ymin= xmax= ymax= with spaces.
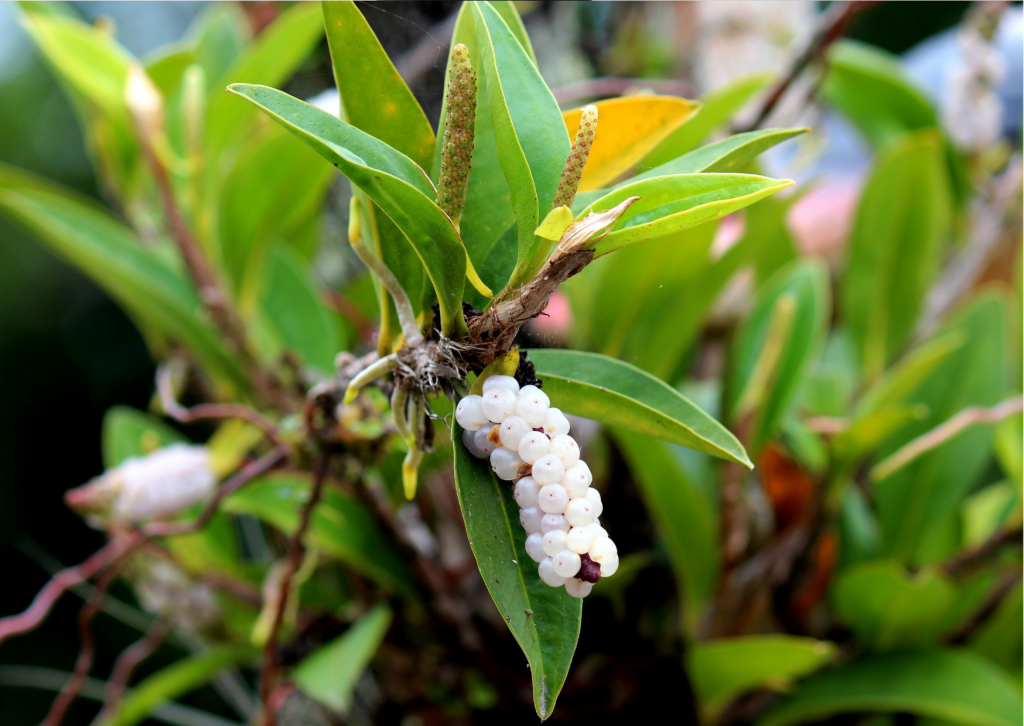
xmin=946 ymin=570 xmax=1021 ymax=644
xmin=96 ymin=619 xmax=170 ymax=723
xmin=942 ymin=526 xmax=1023 ymax=578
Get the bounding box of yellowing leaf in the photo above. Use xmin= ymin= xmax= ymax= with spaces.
xmin=534 ymin=205 xmax=574 ymax=240
xmin=562 ymin=96 xmax=700 ymax=191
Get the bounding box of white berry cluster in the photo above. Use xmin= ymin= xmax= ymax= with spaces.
xmin=456 ymin=375 xmax=618 ymax=599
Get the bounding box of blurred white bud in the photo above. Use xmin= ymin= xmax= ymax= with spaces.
xmin=134 ymin=560 xmax=220 ymax=633
xmin=125 ymin=63 xmax=164 ymax=141
xmin=942 ymin=27 xmax=1006 ymax=152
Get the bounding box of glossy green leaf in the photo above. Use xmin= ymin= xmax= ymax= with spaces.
xmin=758 ymin=649 xmax=1023 ymax=726
xmin=223 ymin=473 xmax=413 ymax=596
xmin=688 ymin=636 xmax=836 ymax=720
xmin=844 ymin=129 xmax=951 ymax=379
xmin=471 ymin=1 xmax=570 ymax=282
xmin=293 ymin=604 xmax=392 ymax=714
xmin=0 ymin=164 xmax=249 ymax=392
xmin=583 ymin=173 xmax=794 ymax=256
xmin=729 ymin=260 xmax=830 ymax=453
xmin=227 ymin=84 xmax=469 ymax=336
xmin=452 ymin=427 xmax=581 ymax=720
xmin=633 ymin=128 xmax=807 ymax=182
xmin=102 ymin=406 xmax=187 ymax=469
xmin=528 ymin=348 xmax=751 ymax=467
xmin=612 ymin=429 xmax=717 ymax=622
xmin=488 ymin=1 xmax=536 ymax=64
xmin=100 ymin=645 xmax=257 ymax=726
xmin=641 ymin=71 xmax=776 ymax=168
xmin=876 ymin=292 xmax=1009 ymax=564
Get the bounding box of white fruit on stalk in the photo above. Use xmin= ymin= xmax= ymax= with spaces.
xmin=560 ymin=466 xmax=590 ymax=498
xmin=472 ymin=427 xmax=497 ymax=458
xmin=481 ymin=388 xmax=517 ymax=422
xmin=564 ymin=497 xmax=595 ymax=527
xmin=584 ymin=520 xmax=608 ymax=540
xmin=518 ymin=431 xmax=550 ymax=464
xmin=540 ymin=513 xmax=569 ymax=534
xmin=589 ymin=535 xmax=617 ymax=565
xmin=482 ymin=374 xmax=520 ymax=395
xmin=538 ymin=483 xmax=569 ymax=514
xmin=542 ymin=529 xmax=568 ymax=556
xmin=584 ymin=487 xmax=603 ymax=517
xmin=524 ymin=533 xmax=545 ymax=563
xmin=552 ymin=549 xmax=582 ymax=578
xmin=566 ymin=526 xmax=595 ymax=555
xmin=498 ymin=415 xmax=531 ymax=449
xmin=513 ymin=476 xmax=540 ymax=508
xmin=106 ymin=444 xmax=216 ymax=524
xmin=599 ymin=553 xmax=620 ymax=577
xmin=490 ymin=447 xmax=523 ymax=481
xmin=574 ymin=459 xmax=593 ymax=484
xmin=541 ymin=408 xmax=570 ymax=437
xmin=520 ymin=506 xmax=542 ymax=534
xmin=462 ymin=428 xmax=487 ymax=458
xmin=455 ymin=395 xmax=488 ymax=431
xmin=516 ymin=385 xmax=550 ymax=427
xmin=531 ymin=454 xmax=565 ymax=485
xmin=538 ymin=558 xmax=567 ymax=587
xmin=564 ymin=578 xmax=593 ymax=599
xmin=548 ymin=435 xmax=580 ymax=468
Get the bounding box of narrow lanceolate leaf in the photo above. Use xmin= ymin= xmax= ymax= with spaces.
xmin=631 ymin=128 xmax=809 ymax=181
xmin=487 ymin=0 xmax=536 ymax=64
xmin=688 ymin=636 xmax=836 ymax=720
xmin=527 ymin=349 xmax=752 ymax=468
xmin=227 ymin=84 xmax=470 ymax=337
xmin=581 ymin=173 xmax=794 ymax=256
xmin=452 ymin=429 xmax=581 ymax=721
xmin=758 ymin=650 xmax=1023 ymax=726
xmin=561 ymin=96 xmax=700 ymax=191
xmin=844 ymin=129 xmax=952 ymax=379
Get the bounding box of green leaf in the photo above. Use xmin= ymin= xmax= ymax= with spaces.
xmin=452 ymin=427 xmax=581 ymax=721
xmin=640 ymin=71 xmax=776 ymax=168
xmin=100 ymin=645 xmax=257 ymax=726
xmin=838 ymin=485 xmax=882 ymax=568
xmin=470 ymin=1 xmax=570 ymax=283
xmin=875 ymin=292 xmax=1009 ymax=564
xmin=635 ymin=128 xmax=807 ymax=182
xmin=582 ymin=173 xmax=794 ymax=256
xmin=844 ymin=129 xmax=952 ymax=379
xmin=488 ymin=1 xmax=536 ymax=64
xmin=729 ymin=260 xmax=830 ymax=453
xmin=223 ymin=472 xmax=414 ymax=596
xmin=689 ymin=636 xmax=836 ymax=720
xmin=832 ymin=560 xmax=956 ymax=651
xmin=822 ymin=40 xmax=938 ymax=149
xmin=612 ymin=429 xmax=718 ymax=622
xmin=758 ymin=649 xmax=1023 ymax=726
xmin=227 ymin=84 xmax=469 ymax=337
xmin=0 ymin=163 xmax=249 ymax=392
xmin=527 ymin=348 xmax=751 ymax=468
xmin=292 ymin=604 xmax=392 ymax=714
xmin=102 ymin=406 xmax=187 ymax=469
xmin=187 ymin=3 xmax=248 ymax=94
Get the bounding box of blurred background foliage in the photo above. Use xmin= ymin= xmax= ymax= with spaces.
xmin=0 ymin=1 xmax=1020 ymax=724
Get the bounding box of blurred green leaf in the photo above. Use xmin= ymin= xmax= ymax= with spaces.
xmin=102 ymin=406 xmax=187 ymax=468
xmin=292 ymin=604 xmax=392 ymax=714
xmin=961 ymin=482 xmax=1017 ymax=548
xmin=228 ymin=84 xmax=469 ymax=337
xmin=969 ymin=585 xmax=1023 ymax=680
xmin=994 ymin=415 xmax=1023 ymax=512
xmin=838 ymin=485 xmax=882 ymax=568
xmin=612 ymin=429 xmax=718 ymax=621
xmin=843 ymin=129 xmax=952 ymax=379
xmin=187 ymin=3 xmax=248 ymax=94
xmin=100 ymin=645 xmax=257 ymax=726
xmin=634 ymin=128 xmax=807 ymax=182
xmin=528 ymin=348 xmax=751 ymax=467
xmin=223 ymin=473 xmax=414 ymax=596
xmin=688 ymin=636 xmax=836 ymax=720
xmin=452 ymin=425 xmax=581 ymax=721
xmin=758 ymin=649 xmax=1023 ymax=726
xmin=584 ymin=173 xmax=794 ymax=256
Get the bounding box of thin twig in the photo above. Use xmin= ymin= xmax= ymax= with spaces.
xmin=942 ymin=526 xmax=1023 ymax=578
xmin=871 ymin=396 xmax=1023 ymax=481
xmin=946 ymin=570 xmax=1021 ymax=644
xmin=95 ymin=619 xmax=170 ymax=724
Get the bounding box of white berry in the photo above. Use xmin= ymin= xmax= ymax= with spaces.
xmin=589 ymin=535 xmax=617 ymax=564
xmin=561 ymin=466 xmax=590 ymax=498
xmin=516 ymin=385 xmax=551 ymax=427
xmin=498 ymin=415 xmax=531 ymax=450
xmin=538 ymin=483 xmax=570 ymax=514
xmin=473 ymin=427 xmax=497 ymax=458
xmin=584 ymin=487 xmax=603 ymax=517
xmin=541 ymin=408 xmax=570 ymax=437
xmin=565 ymin=497 xmax=595 ymax=527
xmin=600 ymin=553 xmax=619 ymax=577
xmin=490 ymin=447 xmax=524 ymax=481
xmin=531 ymin=454 xmax=565 ymax=486
xmin=524 ymin=533 xmax=545 ymax=563
xmin=481 ymin=388 xmax=517 ymax=423
xmin=538 ymin=558 xmax=566 ymax=587
xmin=564 ymin=578 xmax=593 ymax=599
xmin=548 ymin=435 xmax=580 ymax=468
xmin=513 ymin=476 xmax=540 ymax=508
xmin=462 ymin=428 xmax=486 ymax=458
xmin=542 ymin=529 xmax=568 ymax=557
xmin=518 ymin=431 xmax=550 ymax=464
xmin=482 ymin=374 xmax=519 ymax=395
xmin=575 ymin=459 xmax=593 ymax=485
xmin=455 ymin=395 xmax=489 ymax=431
xmin=520 ymin=507 xmax=541 ymax=534
xmin=585 ymin=520 xmax=608 ymax=539
xmin=566 ymin=526 xmax=595 ymax=554
xmin=540 ymin=513 xmax=569 ymax=534
xmin=552 ymin=549 xmax=582 ymax=578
